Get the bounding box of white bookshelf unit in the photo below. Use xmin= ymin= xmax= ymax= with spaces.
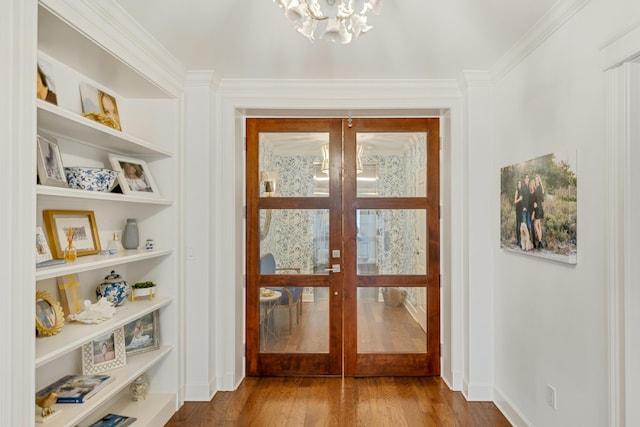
xmin=33 ymin=1 xmax=185 ymax=426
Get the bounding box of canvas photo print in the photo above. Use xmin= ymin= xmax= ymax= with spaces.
xmin=37 ymin=57 xmax=58 ymax=105
xmin=500 ymin=152 xmax=577 ymax=264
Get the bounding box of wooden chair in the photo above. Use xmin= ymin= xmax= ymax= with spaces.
xmin=260 ymin=253 xmax=303 ymax=335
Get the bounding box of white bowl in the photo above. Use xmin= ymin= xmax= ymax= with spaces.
xmin=65 ymin=167 xmax=119 ymax=192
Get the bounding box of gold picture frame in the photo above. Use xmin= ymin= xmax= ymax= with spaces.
xmin=36 ymin=290 xmax=65 ymax=336
xmin=43 ymin=209 xmax=101 ymax=259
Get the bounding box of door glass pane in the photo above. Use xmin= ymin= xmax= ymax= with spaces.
xmin=357 ymin=287 xmax=427 ymax=353
xmin=356 ymin=132 xmax=427 ymax=197
xmin=259 ymin=287 xmax=329 ymax=353
xmin=260 ymin=209 xmax=329 ymax=274
xmin=259 ymin=132 xmax=330 ymax=197
xmin=357 ymin=209 xmax=428 ymax=275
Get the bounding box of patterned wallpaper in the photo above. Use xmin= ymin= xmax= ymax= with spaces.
xmin=259 ymin=133 xmax=427 ymax=291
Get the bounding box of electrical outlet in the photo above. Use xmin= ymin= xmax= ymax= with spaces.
xmin=546 ymin=384 xmax=557 ymax=409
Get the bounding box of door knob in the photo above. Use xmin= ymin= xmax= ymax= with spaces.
xmin=334 ymin=291 xmax=339 ymax=296
xmin=325 ymin=264 xmax=341 ymax=273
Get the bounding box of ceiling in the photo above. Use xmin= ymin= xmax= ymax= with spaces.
xmin=114 ymin=0 xmax=560 ymax=80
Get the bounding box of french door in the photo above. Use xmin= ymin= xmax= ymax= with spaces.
xmin=246 ymin=118 xmax=440 ymax=376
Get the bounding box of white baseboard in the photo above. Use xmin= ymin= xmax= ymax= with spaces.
xmin=493 ymin=385 xmax=533 ymax=427
xmin=463 ymin=378 xmax=494 ymax=401
xmin=184 ymin=377 xmax=216 ymax=401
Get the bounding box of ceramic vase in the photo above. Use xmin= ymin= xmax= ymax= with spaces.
xmin=129 ymin=373 xmax=149 ymax=401
xmin=122 ymin=218 xmax=139 ymax=249
xmin=96 ymin=270 xmax=130 ymax=307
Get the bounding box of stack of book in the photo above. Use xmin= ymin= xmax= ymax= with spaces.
xmin=36 ymin=374 xmax=113 ymax=403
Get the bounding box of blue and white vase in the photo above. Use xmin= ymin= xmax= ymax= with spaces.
xmin=96 ymin=270 xmax=130 ymax=307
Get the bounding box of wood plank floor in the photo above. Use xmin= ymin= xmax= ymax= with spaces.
xmin=165 ymin=376 xmax=512 ymax=426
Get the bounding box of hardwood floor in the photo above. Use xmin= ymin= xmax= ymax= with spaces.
xmin=165 ymin=376 xmax=511 ymax=426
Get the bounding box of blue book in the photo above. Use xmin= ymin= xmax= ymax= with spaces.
xmin=87 ymin=413 xmax=137 ymax=426
xmin=36 ymin=374 xmax=113 ymax=403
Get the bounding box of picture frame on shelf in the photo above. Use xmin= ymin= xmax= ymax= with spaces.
xmin=43 ymin=209 xmax=101 ymax=259
xmin=36 ymin=134 xmax=68 ymax=188
xmin=35 ymin=226 xmax=52 ymax=264
xmin=108 ymin=154 xmax=161 ymax=197
xmin=82 ymin=328 xmax=127 ymax=374
xmin=35 ymin=290 xmax=65 ymax=337
xmin=123 ymin=310 xmax=160 ymax=356
xmin=37 ymin=57 xmax=58 ymax=105
xmin=79 ymin=82 xmax=122 ymax=131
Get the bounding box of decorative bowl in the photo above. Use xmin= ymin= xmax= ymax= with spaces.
xmin=64 ymin=167 xmax=119 ymax=192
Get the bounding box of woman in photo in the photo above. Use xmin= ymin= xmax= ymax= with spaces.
xmin=122 ymin=163 xmax=150 ymax=192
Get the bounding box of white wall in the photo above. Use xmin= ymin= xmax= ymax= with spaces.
xmin=492 ymin=0 xmax=640 ymax=425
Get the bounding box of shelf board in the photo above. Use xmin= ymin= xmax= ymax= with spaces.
xmin=38 ymin=346 xmax=174 ymax=427
xmin=36 ymin=248 xmax=173 ymax=281
xmin=76 ymin=392 xmax=176 ymax=427
xmin=37 ymin=100 xmax=173 ymax=157
xmin=37 ymin=185 xmax=173 ymax=205
xmin=36 ymin=297 xmax=172 ymax=367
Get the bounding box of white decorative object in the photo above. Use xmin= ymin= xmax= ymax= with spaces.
xmin=273 ymin=0 xmax=383 ymax=44
xmin=68 ymin=299 xmax=116 ymax=324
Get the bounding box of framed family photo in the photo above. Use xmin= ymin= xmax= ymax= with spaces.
xmin=35 ymin=226 xmax=53 ymax=264
xmin=79 ymin=82 xmax=122 ymax=131
xmin=42 ymin=209 xmax=101 ymax=259
xmin=82 ymin=328 xmax=126 ymax=374
xmin=36 ymin=134 xmax=68 ymax=188
xmin=35 ymin=290 xmax=65 ymax=337
xmin=123 ymin=311 xmax=160 ymax=356
xmin=108 ymin=154 xmax=160 ymax=197
xmin=500 ymin=151 xmax=577 ymax=264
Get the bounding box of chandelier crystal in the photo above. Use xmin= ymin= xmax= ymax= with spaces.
xmin=273 ymin=0 xmax=383 ymax=44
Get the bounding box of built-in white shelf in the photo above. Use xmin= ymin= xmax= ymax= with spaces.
xmin=37 ymin=185 xmax=174 ymax=205
xmin=76 ymin=392 xmax=176 ymax=427
xmin=36 ymin=296 xmax=172 ymax=367
xmin=36 ymin=248 xmax=173 ymax=281
xmin=37 ymin=345 xmax=174 ymax=427
xmin=37 ymin=100 xmax=173 ymax=157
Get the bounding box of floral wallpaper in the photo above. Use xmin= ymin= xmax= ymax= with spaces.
xmin=259 ymin=133 xmax=428 ymax=284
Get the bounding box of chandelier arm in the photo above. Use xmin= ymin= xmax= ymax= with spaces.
xmin=302 ymin=0 xmax=357 ymax=21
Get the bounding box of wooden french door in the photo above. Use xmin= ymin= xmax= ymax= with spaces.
xmin=246 ymin=118 xmax=440 ymax=377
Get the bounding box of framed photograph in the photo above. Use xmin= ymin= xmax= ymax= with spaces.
xmin=82 ymin=328 xmax=126 ymax=374
xmin=35 ymin=226 xmax=53 ymax=264
xmin=79 ymin=82 xmax=122 ymax=131
xmin=108 ymin=154 xmax=160 ymax=197
xmin=37 ymin=57 xmax=58 ymax=105
xmin=43 ymin=209 xmax=101 ymax=259
xmin=500 ymin=151 xmax=577 ymax=264
xmin=123 ymin=311 xmax=160 ymax=356
xmin=35 ymin=290 xmax=65 ymax=336
xmin=36 ymin=134 xmax=68 ymax=188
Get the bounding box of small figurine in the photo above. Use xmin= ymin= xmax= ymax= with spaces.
xmin=68 ymin=299 xmax=116 ymax=324
xmin=35 ymin=391 xmax=57 ymax=418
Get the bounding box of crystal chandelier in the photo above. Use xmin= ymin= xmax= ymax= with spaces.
xmin=273 ymin=0 xmax=383 ymax=44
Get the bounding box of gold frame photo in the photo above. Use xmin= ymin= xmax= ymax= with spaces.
xmin=36 ymin=134 xmax=68 ymax=188
xmin=35 ymin=290 xmax=65 ymax=337
xmin=43 ymin=209 xmax=101 ymax=259
xmin=82 ymin=328 xmax=127 ymax=374
xmin=108 ymin=154 xmax=160 ymax=198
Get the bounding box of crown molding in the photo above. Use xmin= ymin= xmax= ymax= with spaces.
xmin=40 ymin=0 xmax=187 ymax=97
xmin=490 ymin=0 xmax=591 ymax=82
xmin=218 ymin=78 xmax=461 ymax=101
xmin=600 ymin=21 xmax=640 ymax=70
xmin=185 ymin=71 xmax=221 ymax=90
